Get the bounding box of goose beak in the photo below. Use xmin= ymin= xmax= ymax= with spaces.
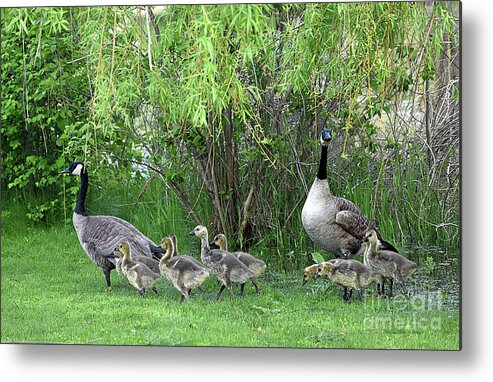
xmin=61 ymin=167 xmax=71 ymax=174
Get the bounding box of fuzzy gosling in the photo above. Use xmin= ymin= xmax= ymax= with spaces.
xmin=315 ymin=259 xmax=374 ymax=301
xmin=190 ymin=225 xmax=255 ymax=300
xmin=362 ymin=230 xmax=417 ymax=297
xmin=114 ymin=242 xmax=161 ymax=298
xmin=210 ymin=233 xmax=266 ymax=294
xmin=159 ymin=236 xmax=210 ymax=302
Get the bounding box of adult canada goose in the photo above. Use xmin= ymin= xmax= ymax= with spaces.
xmin=314 ymin=259 xmax=375 ymax=301
xmin=210 ymin=234 xmax=266 ymax=294
xmin=159 ymin=236 xmax=210 ymax=302
xmin=114 ymin=242 xmax=161 ymax=297
xmin=189 ymin=225 xmax=255 ymax=300
xmin=362 ymin=230 xmax=417 ymax=296
xmin=62 ymin=161 xmax=164 ymax=290
xmin=301 ymin=128 xmax=398 ymax=258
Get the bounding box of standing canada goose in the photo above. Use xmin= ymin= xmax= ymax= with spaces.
xmin=114 ymin=242 xmax=161 ymax=297
xmin=62 ymin=161 xmax=164 ymax=290
xmin=189 ymin=225 xmax=255 ymax=300
xmin=210 ymin=234 xmax=266 ymax=294
xmin=159 ymin=236 xmax=210 ymax=302
xmin=301 ymin=128 xmax=398 ymax=258
xmin=314 ymin=259 xmax=375 ymax=301
xmin=362 ymin=230 xmax=417 ymax=296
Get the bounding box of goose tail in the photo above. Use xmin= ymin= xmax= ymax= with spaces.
xmin=150 ymin=244 xmax=165 ymax=260
xmin=379 ymin=238 xmax=399 ymax=253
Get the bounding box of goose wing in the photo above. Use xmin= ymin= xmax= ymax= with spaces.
xmin=82 ymin=241 xmax=118 ymax=266
xmin=80 ymin=215 xmax=158 ymax=258
xmin=334 ymin=198 xmax=371 ymax=239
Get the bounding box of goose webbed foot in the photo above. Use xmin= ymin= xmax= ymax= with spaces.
xmin=138 ymin=289 xmax=146 ymax=298
xmin=152 ymin=287 xmax=159 ymax=295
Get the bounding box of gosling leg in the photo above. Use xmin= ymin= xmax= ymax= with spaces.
xmin=343 ymin=288 xmax=353 ymax=303
xmin=239 ymin=283 xmax=245 ymax=297
xmin=251 ymin=278 xmax=261 ymax=294
xmin=388 ymin=279 xmax=394 ymax=297
xmin=396 ymin=271 xmax=409 ymax=298
xmin=339 ymin=287 xmax=347 ymax=300
xmin=152 ymin=287 xmax=159 ymax=295
xmin=214 ymin=285 xmax=226 ymax=300
xmin=377 ymin=281 xmax=384 ymax=295
xmin=357 ymin=289 xmax=365 ymax=301
xmin=138 ymin=288 xmax=145 ymax=298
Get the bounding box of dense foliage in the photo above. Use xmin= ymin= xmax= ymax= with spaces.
xmin=1 ymin=3 xmax=460 ymax=264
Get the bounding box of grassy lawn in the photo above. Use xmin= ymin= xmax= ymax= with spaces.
xmin=1 ymin=222 xmax=460 ymax=349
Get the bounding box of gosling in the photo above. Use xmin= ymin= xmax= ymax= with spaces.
xmin=302 ymin=259 xmax=343 ymax=287
xmin=362 ymin=230 xmax=417 ymax=297
xmin=210 ymin=233 xmax=266 ymax=294
xmin=190 ymin=225 xmax=255 ymax=300
xmin=114 ymin=242 xmax=161 ymax=298
xmin=315 ymin=259 xmax=375 ymax=301
xmin=159 ymin=236 xmax=210 ymax=302
xmin=116 ymin=251 xmax=160 ymax=276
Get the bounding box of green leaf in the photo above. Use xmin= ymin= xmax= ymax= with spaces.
xmin=311 ymin=252 xmax=325 ymax=264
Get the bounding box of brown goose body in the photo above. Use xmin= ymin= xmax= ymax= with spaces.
xmin=301 ymin=130 xmax=397 ymax=258
xmin=159 ymin=237 xmax=210 ymax=301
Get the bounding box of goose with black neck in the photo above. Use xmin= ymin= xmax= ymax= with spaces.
xmin=301 ymin=127 xmax=398 ymax=259
xmin=62 ymin=161 xmax=165 ymax=290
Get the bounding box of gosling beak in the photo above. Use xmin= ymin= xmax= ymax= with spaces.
xmin=302 ymin=279 xmax=307 ymax=286
xmin=189 ymin=230 xmax=195 ymax=236
xmin=61 ymin=166 xmax=71 ymax=174
xmin=361 ymin=237 xmax=369 ymax=244
xmin=313 ymin=274 xmax=320 ymax=280
xmin=209 ymin=240 xmax=215 ymax=246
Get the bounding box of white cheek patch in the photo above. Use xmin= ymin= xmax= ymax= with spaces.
xmin=72 ymin=164 xmax=83 ymax=176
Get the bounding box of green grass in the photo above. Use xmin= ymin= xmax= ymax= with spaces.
xmin=1 ymin=210 xmax=460 ymax=349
